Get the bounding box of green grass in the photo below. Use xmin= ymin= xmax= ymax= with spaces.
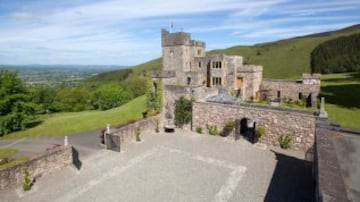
xmin=0 ymin=148 xmax=27 ymax=170
xmin=0 ymin=148 xmax=19 ymax=159
xmin=321 ymin=72 xmax=360 ymax=128
xmin=0 ymin=157 xmax=28 ymax=170
xmin=2 ymin=96 xmax=146 ymax=139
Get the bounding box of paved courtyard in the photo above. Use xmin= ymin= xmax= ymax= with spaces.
xmin=1 ymin=130 xmax=313 ymax=202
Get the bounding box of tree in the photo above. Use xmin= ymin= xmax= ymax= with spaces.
xmin=51 ymin=87 xmax=92 ymax=112
xmin=91 ymin=83 xmax=130 ymax=110
xmin=30 ymin=85 xmax=56 ymax=114
xmin=0 ymin=70 xmax=35 ymax=136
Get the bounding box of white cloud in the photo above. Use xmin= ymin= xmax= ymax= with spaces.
xmin=0 ymin=0 xmax=359 ymax=64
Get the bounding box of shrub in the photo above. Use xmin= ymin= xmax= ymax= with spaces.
xmin=224 ymin=120 xmax=235 ymax=131
xmin=278 ymin=135 xmax=292 ymax=149
xmin=255 ymin=127 xmax=266 ymax=138
xmin=22 ymin=168 xmax=32 ymax=191
xmin=196 ymin=127 xmax=203 ymax=134
xmin=207 ymin=124 xmax=218 ymax=136
xmin=135 ymin=126 xmax=141 ymax=142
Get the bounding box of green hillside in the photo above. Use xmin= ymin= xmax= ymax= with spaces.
xmin=209 ymin=24 xmax=360 ymax=79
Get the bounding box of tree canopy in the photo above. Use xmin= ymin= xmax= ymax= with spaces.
xmin=0 ymin=70 xmax=35 ymax=136
xmin=311 ymin=33 xmax=360 ymax=73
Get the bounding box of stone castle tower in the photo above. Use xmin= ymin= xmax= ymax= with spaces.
xmin=161 ymin=29 xmax=206 ymax=86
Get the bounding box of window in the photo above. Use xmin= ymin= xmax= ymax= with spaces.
xmin=187 ymin=77 xmax=191 ymax=85
xmin=298 ymin=92 xmax=303 ymax=100
xmin=277 ymin=91 xmax=281 ymax=99
xmin=212 ymin=77 xmax=222 ymax=86
xmin=198 ymin=62 xmax=201 ymax=68
xmin=170 ymin=50 xmax=174 ymax=57
xmin=212 ymin=61 xmax=222 ymax=68
xmin=198 ymin=49 xmax=202 ymax=56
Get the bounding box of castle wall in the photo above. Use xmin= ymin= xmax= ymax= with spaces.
xmin=192 ymin=102 xmax=316 ymax=152
xmin=261 ymin=79 xmax=320 ymax=101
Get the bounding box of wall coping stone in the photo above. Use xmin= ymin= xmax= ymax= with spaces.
xmin=194 ymin=101 xmax=317 ymax=117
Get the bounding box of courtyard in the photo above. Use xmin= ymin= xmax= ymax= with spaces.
xmin=1 ymin=130 xmax=313 ymax=202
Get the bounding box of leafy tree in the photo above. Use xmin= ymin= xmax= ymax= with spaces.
xmin=91 ymin=83 xmax=130 ymax=110
xmin=50 ymin=87 xmax=92 ymax=112
xmin=174 ymin=96 xmax=193 ymax=127
xmin=0 ymin=70 xmax=35 ymax=136
xmin=120 ymin=75 xmax=148 ymax=99
xmin=311 ymin=33 xmax=360 ymax=73
xmin=30 ymin=85 xmax=56 ymax=114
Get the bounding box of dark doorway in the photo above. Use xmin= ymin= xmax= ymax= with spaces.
xmin=239 ymin=118 xmax=256 ymax=143
xmin=306 ymin=93 xmax=312 ymax=107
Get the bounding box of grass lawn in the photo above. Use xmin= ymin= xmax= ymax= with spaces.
xmin=321 ymin=72 xmax=360 ymax=128
xmin=0 ymin=148 xmax=28 ymax=170
xmin=0 ymin=148 xmax=19 ymax=159
xmin=2 ymin=95 xmax=146 ymax=139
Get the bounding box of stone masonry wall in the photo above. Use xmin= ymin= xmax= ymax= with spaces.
xmin=192 ymin=102 xmax=317 ymax=151
xmin=0 ymin=145 xmax=72 ymax=191
xmin=261 ymin=79 xmax=320 ymax=100
xmin=109 ymin=117 xmax=158 ymax=151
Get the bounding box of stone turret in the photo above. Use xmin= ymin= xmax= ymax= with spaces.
xmin=161 ymin=29 xmax=206 ymax=86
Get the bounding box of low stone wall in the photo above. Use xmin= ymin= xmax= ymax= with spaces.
xmin=192 ymin=102 xmax=317 ymax=151
xmin=0 ymin=145 xmax=72 ymax=191
xmin=108 ymin=117 xmax=158 ymax=151
xmin=314 ymin=120 xmax=349 ymax=202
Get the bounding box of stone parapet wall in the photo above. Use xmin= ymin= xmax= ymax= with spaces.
xmin=109 ymin=117 xmax=158 ymax=150
xmin=192 ymin=102 xmax=316 ymax=151
xmin=314 ymin=120 xmax=349 ymax=202
xmin=0 ymin=145 xmax=72 ymax=191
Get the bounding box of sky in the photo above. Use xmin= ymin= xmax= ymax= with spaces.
xmin=0 ymin=0 xmax=359 ymax=66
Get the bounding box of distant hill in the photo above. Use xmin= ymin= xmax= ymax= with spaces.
xmin=89 ymin=24 xmax=360 ymax=81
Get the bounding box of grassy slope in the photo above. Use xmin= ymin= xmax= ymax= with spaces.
xmin=209 ymin=25 xmax=360 ymax=79
xmin=321 ymin=73 xmax=360 ymax=128
xmin=3 ymin=96 xmax=146 ymax=139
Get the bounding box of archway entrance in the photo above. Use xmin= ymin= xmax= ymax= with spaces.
xmin=236 ymin=118 xmax=256 ymax=143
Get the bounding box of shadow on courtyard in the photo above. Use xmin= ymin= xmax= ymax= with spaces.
xmin=72 ymin=147 xmax=82 ymax=170
xmin=264 ymin=150 xmax=314 ymax=202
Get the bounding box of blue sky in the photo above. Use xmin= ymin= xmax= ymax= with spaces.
xmin=0 ymin=0 xmax=359 ymax=66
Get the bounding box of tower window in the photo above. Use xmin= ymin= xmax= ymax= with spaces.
xmin=198 ymin=62 xmax=201 ymax=68
xmin=170 ymin=50 xmax=174 ymax=57
xmin=198 ymin=49 xmax=202 ymax=56
xmin=187 ymin=76 xmax=191 ymax=85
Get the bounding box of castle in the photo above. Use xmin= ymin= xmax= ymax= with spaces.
xmin=154 ymin=29 xmax=320 ymax=124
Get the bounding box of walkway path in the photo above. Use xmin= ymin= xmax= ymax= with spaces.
xmin=1 ymin=130 xmax=313 ymax=202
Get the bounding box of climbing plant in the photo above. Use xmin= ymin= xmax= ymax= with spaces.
xmin=174 ymin=96 xmax=193 ymax=127
xmin=145 ymin=77 xmax=163 ymax=116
